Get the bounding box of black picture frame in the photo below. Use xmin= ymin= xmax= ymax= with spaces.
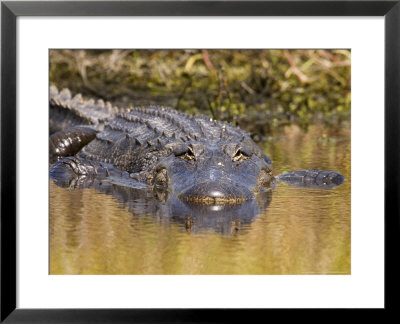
xmin=1 ymin=0 xmax=399 ymax=322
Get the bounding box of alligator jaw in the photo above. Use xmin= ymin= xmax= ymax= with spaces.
xmin=177 ymin=180 xmax=253 ymax=205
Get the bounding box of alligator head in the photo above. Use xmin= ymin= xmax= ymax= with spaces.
xmin=151 ymin=132 xmax=274 ymax=204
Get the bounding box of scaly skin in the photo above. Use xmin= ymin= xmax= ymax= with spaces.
xmin=49 ymin=87 xmax=345 ymax=204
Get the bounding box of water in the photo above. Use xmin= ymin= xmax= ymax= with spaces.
xmin=50 ymin=125 xmax=351 ymax=275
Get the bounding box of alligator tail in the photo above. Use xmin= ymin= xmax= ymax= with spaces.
xmin=49 ymin=86 xmax=120 ymax=134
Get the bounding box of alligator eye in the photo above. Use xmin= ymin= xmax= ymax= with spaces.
xmin=184 ymin=147 xmax=196 ymax=160
xmin=177 ymin=146 xmax=196 ymax=161
xmin=233 ymin=147 xmax=250 ymax=162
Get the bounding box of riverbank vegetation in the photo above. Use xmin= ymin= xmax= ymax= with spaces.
xmin=50 ymin=49 xmax=350 ymax=140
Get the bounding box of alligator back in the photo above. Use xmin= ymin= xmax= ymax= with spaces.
xmin=77 ymin=105 xmax=263 ymax=174
xmin=49 ymin=86 xmax=267 ymax=176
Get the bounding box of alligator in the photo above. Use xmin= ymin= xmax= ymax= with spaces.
xmin=49 ymin=86 xmax=345 ymax=205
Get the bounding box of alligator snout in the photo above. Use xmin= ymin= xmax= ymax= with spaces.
xmin=178 ymin=181 xmax=253 ymax=204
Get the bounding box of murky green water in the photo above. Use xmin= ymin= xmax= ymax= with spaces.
xmin=50 ymin=125 xmax=350 ymax=275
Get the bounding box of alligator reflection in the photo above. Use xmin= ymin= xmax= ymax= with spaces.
xmin=50 ymin=175 xmax=273 ymax=235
